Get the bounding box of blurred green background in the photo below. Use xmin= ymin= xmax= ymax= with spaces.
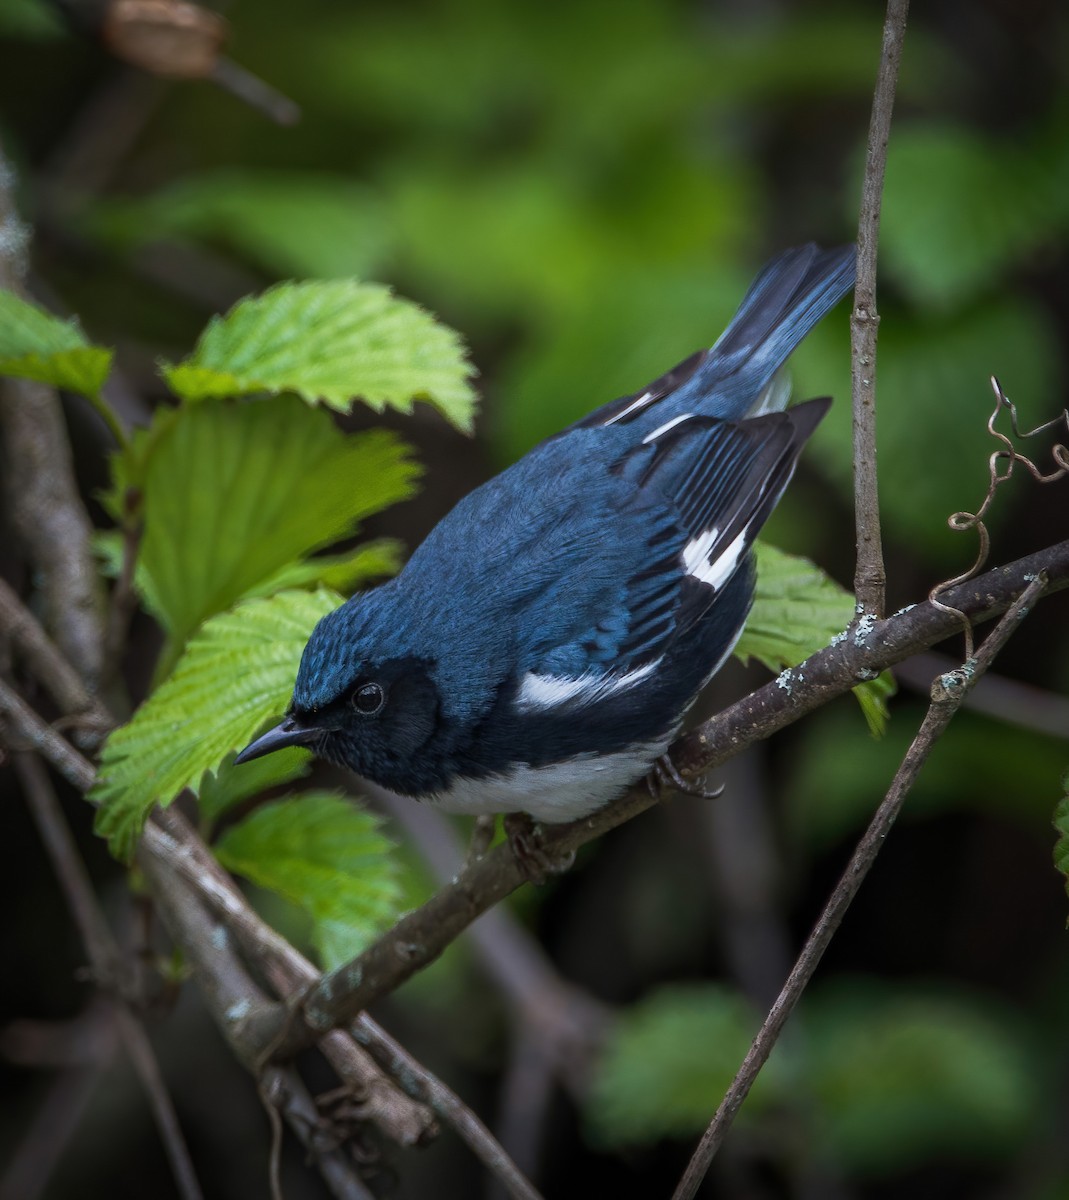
xmin=2 ymin=0 xmax=1068 ymax=1197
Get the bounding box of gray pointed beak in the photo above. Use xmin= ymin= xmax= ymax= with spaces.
xmin=235 ymin=716 xmax=317 ymax=764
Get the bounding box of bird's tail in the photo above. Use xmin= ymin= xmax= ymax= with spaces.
xmin=668 ymin=242 xmax=856 ymax=421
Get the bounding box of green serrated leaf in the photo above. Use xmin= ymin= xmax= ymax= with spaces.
xmin=162 ymin=280 xmax=478 ymax=432
xmin=92 ymin=589 xmax=342 ymax=860
xmin=740 ymin=542 xmax=893 ymax=734
xmin=215 ymin=793 xmax=402 ymax=967
xmin=241 ymin=539 xmax=404 ymax=599
xmin=109 ymin=396 xmax=417 ymax=656
xmin=585 ymin=984 xmax=780 ymax=1148
xmin=806 ymin=980 xmax=1036 ymax=1173
xmin=0 ymin=290 xmax=113 ymax=397
xmin=1054 ymin=772 xmax=1069 ymax=906
xmin=198 ymin=747 xmax=312 ymax=827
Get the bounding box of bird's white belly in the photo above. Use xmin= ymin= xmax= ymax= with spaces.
xmin=426 ymin=740 xmax=669 ymax=823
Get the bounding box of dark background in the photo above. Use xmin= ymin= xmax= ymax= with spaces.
xmin=1 ymin=0 xmax=1068 ymax=1197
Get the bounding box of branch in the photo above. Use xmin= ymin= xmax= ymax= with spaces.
xmin=669 ymin=571 xmax=1047 ymax=1200
xmin=0 ymin=578 xmax=112 ymax=743
xmin=851 ymin=0 xmax=909 ymax=617
xmin=13 ymin=753 xmax=203 ymax=1200
xmin=4 ymin=540 xmax=1067 ymax=1069
xmin=140 ymin=843 xmax=379 ymax=1198
xmin=244 ymin=540 xmax=1069 ymax=1058
xmin=0 ymin=1061 xmax=106 ymax=1200
xmin=895 ymin=650 xmax=1069 ymax=740
xmin=0 ymin=143 xmax=106 ymax=686
xmin=0 ymin=665 xmax=444 ymax=1180
xmin=378 ymin=789 xmax=611 ymax=1074
xmin=260 ymin=1067 xmax=377 ymax=1200
xmin=144 ymin=809 xmax=545 ymax=1200
xmin=0 ymin=680 xmax=441 ymax=1155
xmin=0 ymin=658 xmax=528 ymax=1200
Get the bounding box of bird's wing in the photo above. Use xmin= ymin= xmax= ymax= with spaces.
xmin=519 ymin=397 xmax=829 ymax=690
xmin=616 ymin=397 xmax=830 ymax=646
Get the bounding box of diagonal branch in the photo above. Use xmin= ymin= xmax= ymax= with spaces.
xmin=241 ymin=539 xmax=1069 ymax=1058
xmin=2 ymin=539 xmax=1067 ymax=1149
xmin=0 ymin=578 xmax=113 ymax=741
xmin=144 ymin=808 xmax=545 ymax=1200
xmin=13 ymin=753 xmax=203 ymax=1200
xmin=669 ymin=571 xmax=1047 ymax=1200
xmin=851 ymin=0 xmax=909 ymax=617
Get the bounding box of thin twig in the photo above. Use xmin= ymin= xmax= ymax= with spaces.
xmin=670 ymin=573 xmax=1046 ymax=1200
xmin=0 ymin=141 xmax=106 ymax=686
xmin=145 ymin=810 xmax=543 ymax=1200
xmin=851 ymin=0 xmax=909 ymax=618
xmin=210 ymin=58 xmax=301 ymax=126
xmin=144 ymin=844 xmax=383 ymax=1197
xmin=378 ymin=789 xmax=611 ymax=1068
xmin=261 ymin=1067 xmax=377 ymax=1200
xmin=0 ymin=1064 xmax=105 ymax=1200
xmin=0 ymin=577 xmax=112 ymax=740
xmin=14 ymin=754 xmax=204 ymax=1200
xmin=349 ymin=1018 xmax=546 ymax=1200
xmin=0 ymin=677 xmax=98 ymax=791
xmin=929 ymin=376 xmax=1069 ymax=658
xmin=490 ymin=1025 xmax=556 ymax=1200
xmin=895 ymin=650 xmax=1069 ymax=740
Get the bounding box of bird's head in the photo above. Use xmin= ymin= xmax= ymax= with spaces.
xmin=235 ymin=595 xmax=443 ymax=792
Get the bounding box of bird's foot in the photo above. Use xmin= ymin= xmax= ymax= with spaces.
xmin=503 ymin=812 xmax=576 ymax=885
xmin=647 ymin=752 xmax=724 ymax=800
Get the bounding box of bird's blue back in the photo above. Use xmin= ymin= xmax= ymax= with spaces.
xmin=294 ymin=243 xmax=854 ymax=727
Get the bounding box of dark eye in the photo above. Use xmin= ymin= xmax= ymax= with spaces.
xmin=350 ymin=682 xmax=386 ymax=716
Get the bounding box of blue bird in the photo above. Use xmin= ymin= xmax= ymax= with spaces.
xmin=236 ymin=243 xmax=855 ymax=823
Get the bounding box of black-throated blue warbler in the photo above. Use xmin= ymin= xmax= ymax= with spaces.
xmin=237 ymin=243 xmax=854 ymax=823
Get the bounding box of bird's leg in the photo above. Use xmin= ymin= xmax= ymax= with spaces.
xmin=503 ymin=812 xmax=576 ymax=884
xmin=464 ymin=813 xmax=497 ymax=868
xmin=647 ymin=752 xmax=725 ymax=800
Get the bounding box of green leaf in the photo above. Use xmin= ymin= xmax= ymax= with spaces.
xmin=240 ymin=539 xmax=404 ymax=599
xmin=1054 ymin=771 xmax=1069 ymax=907
xmin=740 ymin=542 xmax=894 ymax=734
xmin=878 ymin=124 xmax=1068 ymax=311
xmin=801 ymin=296 xmax=1063 ymax=555
xmin=0 ymin=289 xmax=113 ymax=397
xmin=90 ymin=170 xmax=392 ymax=281
xmin=806 ymin=980 xmax=1037 ymax=1173
xmin=585 ymin=984 xmax=780 ymax=1148
xmin=789 ymin=708 xmax=1069 ymax=855
xmin=162 ymin=280 xmax=478 ymax=432
xmin=215 ymin=793 xmax=402 ymax=967
xmin=92 ymin=589 xmax=343 ymax=860
xmin=108 ymin=396 xmax=417 ymax=654
xmin=0 ymin=0 xmax=65 ymax=37
xmin=198 ymin=747 xmax=311 ymax=827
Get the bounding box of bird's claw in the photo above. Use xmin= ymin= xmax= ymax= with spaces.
xmin=504 ymin=812 xmax=576 ymax=884
xmin=647 ymin=753 xmax=724 ymax=800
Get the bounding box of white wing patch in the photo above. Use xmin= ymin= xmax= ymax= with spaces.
xmin=642 ymin=413 xmax=692 ymax=444
xmin=683 ymin=526 xmax=749 ymax=590
xmin=514 ymin=658 xmax=661 ymax=714
xmin=602 ymin=390 xmax=655 ymax=426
